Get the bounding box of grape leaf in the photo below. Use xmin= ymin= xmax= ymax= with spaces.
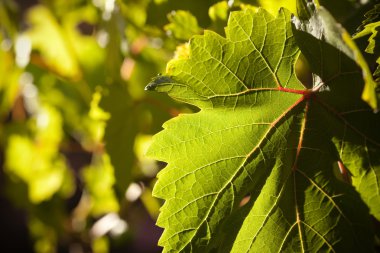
xmin=146 ymin=8 xmax=378 ymax=252
xmin=293 ymin=5 xmax=380 ymax=220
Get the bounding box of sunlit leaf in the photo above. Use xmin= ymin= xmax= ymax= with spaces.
xmin=353 ymin=21 xmax=380 ymax=54
xmin=147 ymin=8 xmax=377 ymax=252
xmin=146 ymin=0 xmax=221 ymax=27
xmin=82 ymin=154 xmax=119 ymax=216
xmin=0 ymin=45 xmax=21 ymax=118
xmin=165 ymin=10 xmax=202 ymax=41
xmin=257 ymin=0 xmax=296 ymax=15
xmin=88 ymin=90 xmax=110 ymax=144
xmin=5 ymin=106 xmax=74 ymax=203
xmin=26 ymin=6 xmax=81 ymax=79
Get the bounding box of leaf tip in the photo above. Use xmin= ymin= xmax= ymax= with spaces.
xmin=144 ymin=82 xmax=157 ymax=91
xmin=145 ymin=75 xmax=173 ymax=91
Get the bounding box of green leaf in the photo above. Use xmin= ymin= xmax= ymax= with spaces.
xmin=100 ymin=84 xmax=137 ymax=194
xmin=147 ymin=8 xmax=378 ymax=252
xmin=293 ymin=5 xmax=379 ymax=111
xmin=375 ymin=60 xmax=380 ymax=78
xmin=343 ymin=31 xmax=379 ymax=112
xmin=5 ymin=106 xmax=74 ymax=203
xmin=353 ymin=21 xmax=380 ymax=54
xmin=82 ymin=154 xmax=120 ymax=216
xmin=146 ymin=0 xmax=220 ymax=27
xmin=26 ymin=6 xmax=81 ymax=79
xmin=209 ymin=1 xmax=229 ymax=22
xmin=293 ymin=7 xmax=380 ymax=220
xmin=353 ymin=4 xmax=380 ymax=98
xmin=208 ymin=1 xmax=230 ymax=36
xmin=257 ymin=0 xmax=297 ymax=15
xmin=353 ymin=4 xmax=380 ymax=71
xmin=0 ymin=45 xmax=21 ymax=118
xmin=355 ymin=3 xmax=380 ymax=35
xmin=165 ymin=10 xmax=202 ymax=41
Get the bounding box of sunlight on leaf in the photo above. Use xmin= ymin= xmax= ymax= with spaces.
xmin=5 ymin=106 xmax=74 ymax=203
xmin=82 ymin=154 xmax=119 ymax=216
xmin=165 ymin=10 xmax=202 ymax=41
xmin=147 ymin=7 xmax=377 ymax=252
xmin=26 ymin=6 xmax=81 ymax=79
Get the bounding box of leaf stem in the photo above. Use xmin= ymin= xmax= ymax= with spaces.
xmin=278 ymin=86 xmax=312 ymax=96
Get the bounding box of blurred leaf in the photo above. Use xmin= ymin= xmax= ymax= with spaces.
xmin=5 ymin=106 xmax=74 ymax=203
xmin=146 ymin=0 xmax=221 ymax=27
xmin=257 ymin=0 xmax=296 ymax=15
xmin=127 ymin=47 xmax=167 ymax=100
xmin=140 ymin=187 xmax=161 ymax=219
xmin=100 ymin=84 xmax=137 ymax=194
xmin=29 ymin=70 xmax=94 ymax=146
xmin=119 ymin=0 xmax=149 ymax=27
xmin=29 ymin=217 xmax=57 ymax=253
xmin=26 ymin=6 xmax=81 ymax=79
xmin=208 ymin=1 xmax=229 ymax=35
xmin=88 ymin=90 xmax=110 ymax=144
xmin=209 ymin=1 xmax=229 ymax=21
xmin=0 ymin=46 xmax=21 ymax=118
xmin=61 ymin=5 xmax=106 ymax=87
xmin=0 ymin=0 xmax=19 ymax=37
xmin=165 ymin=10 xmax=202 ymax=41
xmin=82 ymin=154 xmax=120 ymax=216
xmin=134 ymin=134 xmax=158 ymax=177
xmin=93 ymin=236 xmax=109 ymax=253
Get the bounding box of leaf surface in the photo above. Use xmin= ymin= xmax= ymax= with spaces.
xmin=147 ymin=8 xmax=378 ymax=252
xmin=293 ymin=5 xmax=380 ymax=219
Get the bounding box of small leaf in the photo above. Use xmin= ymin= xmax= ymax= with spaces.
xmin=355 ymin=4 xmax=380 ymax=35
xmin=82 ymin=154 xmax=120 ymax=215
xmin=353 ymin=21 xmax=380 ymax=54
xmin=165 ymin=10 xmax=202 ymax=41
xmin=5 ymin=106 xmax=73 ymax=203
xmin=26 ymin=6 xmax=81 ymax=79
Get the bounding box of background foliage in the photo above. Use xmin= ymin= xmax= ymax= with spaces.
xmin=0 ymin=0 xmax=379 ymax=252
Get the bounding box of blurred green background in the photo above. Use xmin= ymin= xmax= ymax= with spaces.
xmin=0 ymin=0 xmax=374 ymax=252
xmin=0 ymin=0 xmax=225 ymax=252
